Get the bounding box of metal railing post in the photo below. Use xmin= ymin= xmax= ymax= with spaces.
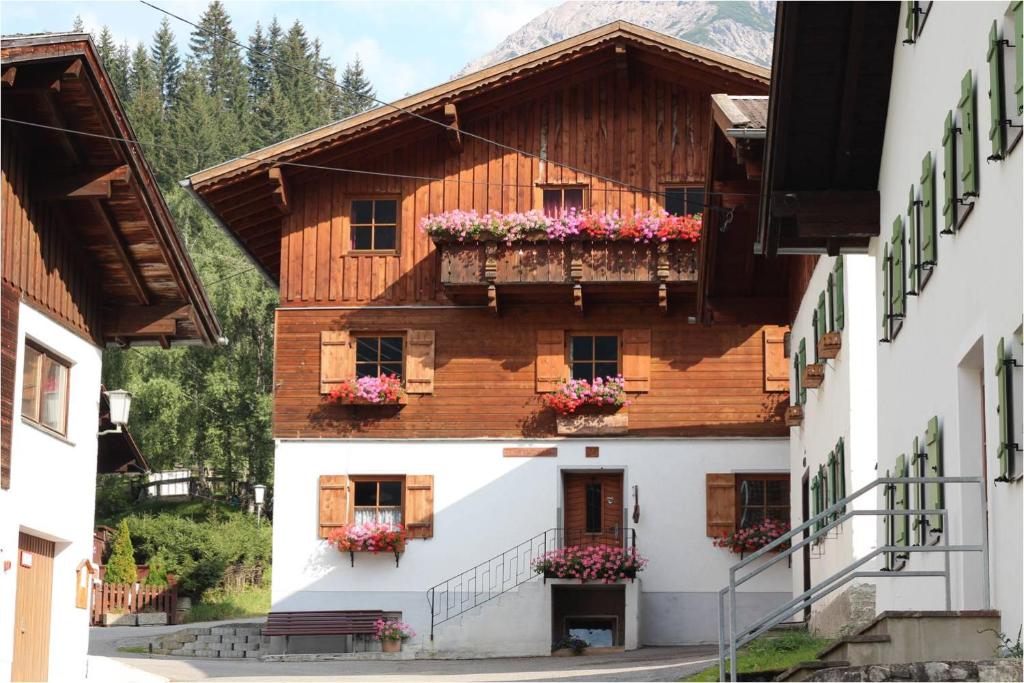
xmin=979 ymin=480 xmax=991 ymax=609
xmin=428 ymin=587 xmax=435 ymax=640
xmin=729 ymin=567 xmax=738 ymax=683
xmin=718 ymin=589 xmax=727 ymax=681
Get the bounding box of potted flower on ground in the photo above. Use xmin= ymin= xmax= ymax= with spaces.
xmin=375 ymin=618 xmax=415 ymax=653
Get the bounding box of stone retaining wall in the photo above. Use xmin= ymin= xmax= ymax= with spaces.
xmin=149 ymin=624 xmax=268 ymax=658
xmin=808 ymin=659 xmax=1023 ymax=682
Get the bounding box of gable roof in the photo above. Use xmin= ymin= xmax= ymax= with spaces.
xmin=2 ymin=33 xmax=222 ymax=346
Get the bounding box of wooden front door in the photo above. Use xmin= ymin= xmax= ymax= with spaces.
xmin=563 ymin=472 xmax=624 ymax=546
xmin=11 ymin=532 xmax=54 ymax=682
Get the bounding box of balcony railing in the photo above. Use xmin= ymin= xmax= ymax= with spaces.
xmin=434 ymin=240 xmax=698 ymax=311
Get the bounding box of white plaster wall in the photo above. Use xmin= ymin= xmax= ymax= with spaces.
xmin=0 ymin=303 xmax=102 ymax=683
xmin=873 ymin=2 xmax=1023 ymax=636
xmin=788 ymin=255 xmax=878 ymax=613
xmin=271 ymin=437 xmax=791 ymax=651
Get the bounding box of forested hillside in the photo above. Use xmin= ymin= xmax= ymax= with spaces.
xmin=89 ymin=2 xmax=378 ymax=489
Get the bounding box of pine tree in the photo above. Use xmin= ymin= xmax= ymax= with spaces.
xmin=96 ymin=26 xmax=116 ymax=64
xmin=105 ymin=519 xmax=138 ymax=584
xmin=72 ymin=15 xmax=85 ymax=32
xmin=339 ymin=57 xmax=376 ymax=117
xmin=144 ymin=552 xmax=168 ymax=586
xmin=150 ymin=18 xmax=181 ymax=111
xmin=189 ymin=1 xmax=247 ymax=114
xmin=275 ymin=20 xmax=325 ymax=131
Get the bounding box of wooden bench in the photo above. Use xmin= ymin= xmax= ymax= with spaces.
xmin=263 ymin=610 xmax=385 ymax=637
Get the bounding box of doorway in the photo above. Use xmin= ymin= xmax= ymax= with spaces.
xmin=562 ymin=471 xmax=624 ymax=546
xmin=11 ymin=532 xmax=55 ymax=682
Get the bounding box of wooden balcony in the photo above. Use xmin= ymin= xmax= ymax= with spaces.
xmin=436 ymin=240 xmax=698 ymax=312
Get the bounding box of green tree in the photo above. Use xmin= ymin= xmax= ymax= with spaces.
xmin=105 ymin=519 xmax=138 ymax=584
xmin=144 ymin=552 xmax=168 ymax=586
xmin=151 ymin=17 xmax=182 ymax=111
xmin=339 ymin=57 xmax=376 ymax=117
xmin=189 ymin=1 xmax=247 ymax=114
xmin=72 ymin=15 xmax=85 ymax=32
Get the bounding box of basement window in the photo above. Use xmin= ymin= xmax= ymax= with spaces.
xmin=566 ymin=616 xmax=616 ymax=647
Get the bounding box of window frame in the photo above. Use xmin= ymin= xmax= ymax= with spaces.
xmin=537 ymin=185 xmax=589 ymax=216
xmin=661 ymin=184 xmax=706 ymax=217
xmin=349 ymin=197 xmax=400 ymax=254
xmin=734 ymin=473 xmax=790 ymax=530
xmin=568 ymin=333 xmax=621 ymax=383
xmin=349 ymin=475 xmax=406 ymax=526
xmin=353 ymin=333 xmax=406 ymax=383
xmin=20 ymin=339 xmax=71 ymax=437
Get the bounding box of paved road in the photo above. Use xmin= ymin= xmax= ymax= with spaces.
xmin=90 ymin=625 xmax=718 ymax=682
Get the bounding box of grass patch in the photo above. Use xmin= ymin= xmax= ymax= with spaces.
xmin=117 ymin=646 xmax=150 ymax=654
xmin=684 ymin=631 xmax=831 ymax=681
xmin=185 ymin=585 xmax=270 ymax=623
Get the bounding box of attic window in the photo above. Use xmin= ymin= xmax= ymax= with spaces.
xmin=351 ymin=199 xmax=398 ymax=251
xmin=665 ymin=186 xmax=705 ymax=216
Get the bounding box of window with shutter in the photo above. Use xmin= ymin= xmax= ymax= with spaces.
xmin=995 ymin=337 xmax=1019 ymax=481
xmin=913 ymin=436 xmax=927 ymax=545
xmin=959 ymin=70 xmax=979 ymax=196
xmin=320 ymin=330 xmax=353 ymax=394
xmin=815 ymin=292 xmax=827 ymax=358
xmin=318 ymin=475 xmax=350 ymax=538
xmin=763 ymin=328 xmax=788 ymax=392
xmin=792 ymin=355 xmax=802 ymax=407
xmin=989 ymin=21 xmax=1008 ymax=159
xmin=405 ymin=329 xmax=435 ymax=394
xmin=706 ymin=473 xmax=737 ymax=537
xmin=622 ymin=328 xmax=651 ymax=392
xmin=826 ymin=274 xmax=836 ymax=332
xmin=891 ymin=217 xmax=906 ymax=320
xmin=834 ymin=257 xmax=845 ymax=331
xmin=908 ymin=185 xmax=920 ymax=295
xmin=536 ymin=329 xmax=566 ymax=392
xmin=827 ymin=451 xmax=838 ymax=521
xmin=920 ymin=152 xmax=937 ymax=269
xmin=924 ymin=416 xmax=944 ymax=537
xmin=405 ymin=475 xmax=434 ymax=539
xmin=880 ymin=244 xmax=891 ymax=343
xmin=895 ymin=453 xmax=909 ymax=556
xmin=798 ymin=339 xmax=807 ymax=404
xmin=1014 ymin=1 xmax=1024 ymax=115
xmin=942 ymin=111 xmax=958 ymax=232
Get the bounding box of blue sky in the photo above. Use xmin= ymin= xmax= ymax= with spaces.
xmin=2 ymin=0 xmax=561 ymax=101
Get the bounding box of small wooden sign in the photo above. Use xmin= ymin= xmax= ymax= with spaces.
xmin=76 ymin=560 xmax=96 ymax=609
xmin=503 ymin=447 xmax=557 ymax=458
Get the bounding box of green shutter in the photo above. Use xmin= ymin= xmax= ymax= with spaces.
xmin=816 ymin=292 xmax=827 ymax=354
xmin=988 ymin=21 xmax=1007 ymax=159
xmin=908 ymin=185 xmax=920 ymax=294
xmin=883 ymin=469 xmax=894 ymax=570
xmin=810 ymin=474 xmax=820 ymax=533
xmin=819 ymin=464 xmax=828 ymax=530
xmin=834 ymin=257 xmax=845 ymax=330
xmin=913 ymin=436 xmax=926 ymax=545
xmin=828 ymin=451 xmax=838 ymax=521
xmin=942 ymin=111 xmax=957 ymax=232
xmin=826 ymin=273 xmax=836 ymax=332
xmin=891 ymin=217 xmax=906 ymax=317
xmin=996 ymin=337 xmax=1015 ymax=480
xmin=904 ymin=1 xmax=917 ymax=43
xmin=798 ymin=338 xmax=807 ymax=404
xmin=1014 ymin=1 xmax=1023 ymax=114
xmin=881 ymin=244 xmax=891 ymax=342
xmin=895 ymin=453 xmax=909 ymax=553
xmin=793 ymin=355 xmax=802 ymax=408
xmin=959 ymin=70 xmax=979 ymax=196
xmin=836 ymin=437 xmax=847 ymax=510
xmin=920 ymin=152 xmax=937 ymax=266
xmin=925 ymin=416 xmax=944 ymax=536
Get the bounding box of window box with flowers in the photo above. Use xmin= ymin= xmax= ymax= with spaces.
xmin=328 ymin=522 xmax=408 ymax=567
xmin=713 ymin=519 xmax=791 ymax=557
xmin=542 ymin=376 xmax=629 ymax=436
xmin=328 ymin=374 xmax=407 ymax=405
xmin=532 ymin=544 xmax=648 ymax=583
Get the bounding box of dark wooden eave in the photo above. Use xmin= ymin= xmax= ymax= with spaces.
xmin=1 ymin=33 xmax=222 ymax=345
xmin=756 ymin=1 xmax=901 ymax=256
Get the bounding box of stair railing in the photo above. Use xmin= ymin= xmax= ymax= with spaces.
xmin=718 ymin=475 xmax=989 ymax=682
xmin=426 ymin=526 xmax=637 ymax=640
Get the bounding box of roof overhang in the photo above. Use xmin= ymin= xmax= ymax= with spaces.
xmin=756 ymin=2 xmax=901 ymax=256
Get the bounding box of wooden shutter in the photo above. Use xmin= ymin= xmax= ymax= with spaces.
xmin=318 ymin=475 xmax=349 ymax=538
xmin=1 ymin=282 xmax=18 ymax=490
xmin=881 ymin=244 xmax=891 ymax=342
xmin=818 ymin=465 xmax=828 ymax=530
xmin=798 ymin=338 xmax=807 ymax=404
xmin=836 ymin=437 xmax=847 ymax=510
xmin=810 ymin=474 xmax=821 ymax=531
xmin=995 ymin=338 xmax=1014 ymax=480
xmin=959 ymin=70 xmax=979 ymax=196
xmin=405 ymin=329 xmax=435 ymax=394
xmin=920 ymin=152 xmax=937 ymax=266
xmin=792 ymin=355 xmax=802 ymax=408
xmin=763 ymin=328 xmax=788 ymax=392
xmin=815 ymin=292 xmax=827 ymax=345
xmin=320 ymin=330 xmax=352 ymax=394
xmin=706 ymin=473 xmax=736 ymax=537
xmin=895 ymin=453 xmax=909 ymax=549
xmin=942 ymin=111 xmax=957 ymax=232
xmin=891 ymin=217 xmax=905 ymax=317
xmin=622 ymin=328 xmax=652 ymax=392
xmin=988 ymin=21 xmax=1007 ymax=158
xmin=826 ymin=273 xmax=836 ymax=332
xmin=405 ymin=475 xmax=434 ymax=539
xmin=1015 ymin=1 xmax=1024 ymax=115
xmin=834 ymin=257 xmax=845 ymax=331
xmin=535 ymin=329 xmax=565 ymax=392
xmin=908 ymin=185 xmax=919 ymax=295
xmin=925 ymin=416 xmax=944 ymax=535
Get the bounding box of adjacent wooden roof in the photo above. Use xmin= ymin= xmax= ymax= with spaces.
xmin=1 ymin=33 xmax=221 ymax=346
xmin=711 ymin=94 xmax=769 ymax=132
xmin=185 ymin=21 xmax=771 ymax=283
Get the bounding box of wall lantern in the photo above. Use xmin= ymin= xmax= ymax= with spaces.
xmin=99 ymin=389 xmax=133 ymax=435
xmin=253 ymin=484 xmax=267 ymax=527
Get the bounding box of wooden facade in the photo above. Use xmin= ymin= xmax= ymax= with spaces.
xmin=190 ymin=23 xmax=800 ymax=440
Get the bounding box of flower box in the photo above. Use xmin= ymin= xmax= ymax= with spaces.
xmin=533 ymin=545 xmax=647 ymax=583
xmin=543 ymin=567 xmax=637 ymax=581
xmin=801 ymin=363 xmax=825 ymax=389
xmin=713 ymin=520 xmax=790 ymax=555
xmin=556 ymin=408 xmax=628 ymax=436
xmin=785 ymin=405 xmax=804 ymax=427
xmin=817 ymin=331 xmax=842 ymax=359
xmin=328 ymin=522 xmax=407 ymax=567
xmin=335 ymin=395 xmax=408 ymax=406
xmin=328 ymin=375 xmax=406 ymax=406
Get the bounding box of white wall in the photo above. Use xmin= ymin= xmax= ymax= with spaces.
xmin=0 ymin=303 xmax=103 ymax=683
xmin=873 ymin=1 xmax=1023 ymax=635
xmin=271 ymin=437 xmax=792 ymax=651
xmin=788 ymin=255 xmax=878 ymax=614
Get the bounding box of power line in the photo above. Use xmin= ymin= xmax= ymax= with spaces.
xmin=138 ymin=0 xmax=763 ymax=201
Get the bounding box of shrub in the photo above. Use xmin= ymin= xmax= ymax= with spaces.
xmin=144 ymin=552 xmax=168 ymax=586
xmin=105 ymin=519 xmax=138 ymax=584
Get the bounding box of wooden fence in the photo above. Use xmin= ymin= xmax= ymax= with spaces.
xmin=91 ymin=582 xmax=178 ymax=625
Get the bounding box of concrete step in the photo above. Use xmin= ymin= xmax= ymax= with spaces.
xmin=853 ymin=610 xmax=1001 ymax=664
xmin=774 ymin=659 xmax=850 ymax=682
xmin=816 ymin=634 xmax=891 ymax=665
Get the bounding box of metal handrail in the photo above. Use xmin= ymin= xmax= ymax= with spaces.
xmin=718 ymin=476 xmax=989 ymax=682
xmin=426 ymin=527 xmax=637 ymax=640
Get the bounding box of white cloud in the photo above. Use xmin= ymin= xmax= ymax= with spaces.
xmin=340 ymin=36 xmax=422 ymax=100
xmin=459 ymin=1 xmax=555 ymax=50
